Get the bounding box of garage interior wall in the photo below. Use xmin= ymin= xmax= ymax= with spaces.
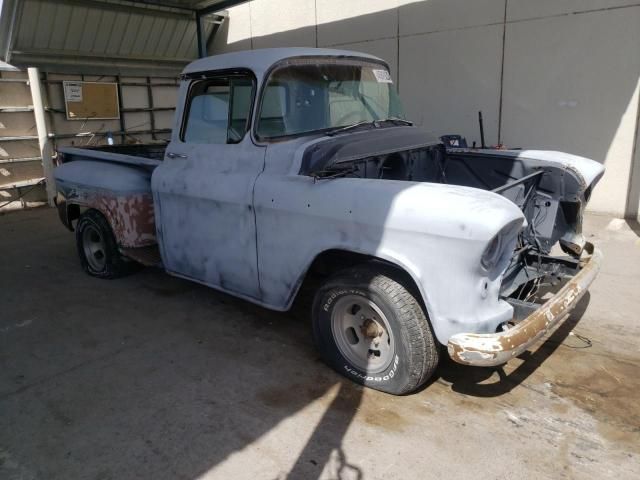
xmin=0 ymin=69 xmax=179 ymax=209
xmin=211 ymin=0 xmax=640 ymax=219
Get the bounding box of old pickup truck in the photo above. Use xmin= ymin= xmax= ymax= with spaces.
xmin=53 ymin=48 xmax=604 ymax=395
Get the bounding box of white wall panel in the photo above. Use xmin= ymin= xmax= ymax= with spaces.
xmin=400 ymin=0 xmax=504 ymax=36
xmin=400 ymin=25 xmax=503 ymax=145
xmin=317 ymin=0 xmax=398 ymax=46
xmin=211 ymin=3 xmax=253 ymax=53
xmin=507 ymin=0 xmax=639 ymax=21
xmin=250 ymin=0 xmax=316 ymax=48
xmin=630 ymin=111 xmax=640 ymax=219
xmin=501 ymin=7 xmax=640 ymax=216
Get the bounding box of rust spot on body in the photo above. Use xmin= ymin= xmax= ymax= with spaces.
xmin=71 ymin=190 xmax=156 ymax=248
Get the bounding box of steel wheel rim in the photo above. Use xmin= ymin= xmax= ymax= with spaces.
xmin=82 ymin=224 xmax=106 ymax=271
xmin=330 ymin=295 xmax=395 ymax=374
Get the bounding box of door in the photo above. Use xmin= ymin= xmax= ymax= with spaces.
xmin=152 ymin=73 xmax=265 ymax=299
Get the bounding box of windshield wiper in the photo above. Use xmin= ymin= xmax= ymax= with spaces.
xmin=383 ymin=117 xmax=413 ymax=126
xmin=325 ymin=121 xmax=374 ymax=136
xmin=311 ymin=164 xmax=359 ymax=181
xmin=325 ymin=117 xmax=413 ymax=137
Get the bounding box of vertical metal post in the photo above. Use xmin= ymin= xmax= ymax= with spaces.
xmin=146 ymin=77 xmax=156 ymax=140
xmin=42 ymin=71 xmax=58 ymax=155
xmin=27 ymin=67 xmax=55 ymax=206
xmin=196 ymin=11 xmax=207 ymax=58
xmin=116 ymin=75 xmax=126 ymax=143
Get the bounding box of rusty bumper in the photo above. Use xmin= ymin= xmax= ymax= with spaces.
xmin=447 ymin=242 xmax=602 ymax=367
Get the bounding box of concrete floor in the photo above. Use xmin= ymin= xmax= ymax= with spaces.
xmin=1 ymin=208 xmax=639 ymax=480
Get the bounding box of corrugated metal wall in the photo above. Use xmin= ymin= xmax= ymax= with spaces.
xmin=0 ymin=70 xmax=44 ymax=209
xmin=0 ymin=69 xmax=179 ymax=211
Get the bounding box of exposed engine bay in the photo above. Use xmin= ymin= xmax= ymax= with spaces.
xmin=302 ymin=126 xmax=604 ymax=320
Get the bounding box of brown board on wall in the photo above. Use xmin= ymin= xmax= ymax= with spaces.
xmin=63 ymin=81 xmax=120 ymax=120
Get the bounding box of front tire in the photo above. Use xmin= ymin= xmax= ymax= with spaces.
xmin=75 ymin=209 xmax=132 ymax=279
xmin=312 ymin=263 xmax=440 ymax=395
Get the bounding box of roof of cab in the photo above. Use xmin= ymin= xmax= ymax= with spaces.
xmin=182 ymin=47 xmax=387 ymax=77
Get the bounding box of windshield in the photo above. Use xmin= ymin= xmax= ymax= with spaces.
xmin=256 ymin=60 xmax=405 ymax=139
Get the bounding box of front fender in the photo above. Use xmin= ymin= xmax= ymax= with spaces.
xmin=254 ymin=175 xmax=524 ymax=344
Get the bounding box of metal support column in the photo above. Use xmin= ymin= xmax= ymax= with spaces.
xmin=116 ymin=75 xmax=126 ymax=143
xmin=196 ymin=11 xmax=206 ymax=58
xmin=146 ymin=77 xmax=156 ymax=140
xmin=27 ymin=67 xmax=55 ymax=206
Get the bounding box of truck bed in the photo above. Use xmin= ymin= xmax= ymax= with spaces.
xmin=57 ymin=143 xmax=166 ymax=169
xmin=54 ymin=144 xmax=163 ymax=253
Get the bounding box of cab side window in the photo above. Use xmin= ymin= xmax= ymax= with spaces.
xmin=182 ymin=75 xmax=254 ymax=144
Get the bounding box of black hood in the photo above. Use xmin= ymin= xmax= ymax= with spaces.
xmin=299 ymin=126 xmax=441 ymax=174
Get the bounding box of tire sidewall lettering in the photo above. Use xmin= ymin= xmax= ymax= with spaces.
xmin=342 ymin=354 xmax=399 ymax=383
xmin=323 ymin=288 xmax=401 ymax=385
xmin=323 ymin=288 xmax=367 ymax=312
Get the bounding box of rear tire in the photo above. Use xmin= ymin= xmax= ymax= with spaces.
xmin=312 ymin=263 xmax=440 ymax=395
xmin=75 ymin=209 xmax=133 ymax=279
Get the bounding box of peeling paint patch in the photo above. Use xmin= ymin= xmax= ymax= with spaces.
xmin=96 ymin=193 xmax=156 ymax=247
xmin=65 ymin=188 xmax=156 ymax=248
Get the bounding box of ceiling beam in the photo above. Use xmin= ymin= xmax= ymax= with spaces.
xmin=196 ymin=0 xmax=249 ymax=15
xmin=53 ymin=0 xmax=195 ymax=18
xmin=0 ymin=0 xmax=21 ymax=63
xmin=11 ymin=48 xmax=193 ymax=65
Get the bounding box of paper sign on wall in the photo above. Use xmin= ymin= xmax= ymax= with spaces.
xmin=64 ymin=82 xmax=83 ymax=102
xmin=62 ymin=81 xmax=119 ymax=120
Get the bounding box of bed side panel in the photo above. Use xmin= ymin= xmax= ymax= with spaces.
xmin=54 ymin=161 xmax=156 ymax=248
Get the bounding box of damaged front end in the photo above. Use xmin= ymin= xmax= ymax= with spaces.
xmin=302 ymin=127 xmax=605 ymax=365
xmin=441 ymin=149 xmax=605 ymax=366
xmin=448 ymin=242 xmax=602 ymax=366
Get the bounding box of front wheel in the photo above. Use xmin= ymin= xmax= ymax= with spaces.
xmin=312 ymin=263 xmax=440 ymax=395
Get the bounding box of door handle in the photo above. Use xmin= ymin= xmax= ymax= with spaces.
xmin=167 ymin=152 xmax=188 ymax=159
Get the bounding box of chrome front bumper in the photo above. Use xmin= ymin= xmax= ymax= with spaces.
xmin=447 ymin=242 xmax=602 ymax=367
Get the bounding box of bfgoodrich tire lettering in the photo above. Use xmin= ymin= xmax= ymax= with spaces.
xmin=312 ymin=263 xmax=440 ymax=395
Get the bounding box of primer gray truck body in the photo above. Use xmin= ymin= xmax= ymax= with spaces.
xmin=54 ymin=48 xmax=604 ymax=380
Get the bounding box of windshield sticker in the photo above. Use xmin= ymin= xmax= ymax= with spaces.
xmin=372 ymin=69 xmax=393 ymax=83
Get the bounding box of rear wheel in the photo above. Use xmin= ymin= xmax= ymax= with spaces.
xmin=312 ymin=263 xmax=440 ymax=395
xmin=75 ymin=209 xmax=132 ymax=279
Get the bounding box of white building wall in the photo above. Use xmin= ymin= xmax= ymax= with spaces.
xmin=501 ymin=4 xmax=640 ymax=218
xmin=211 ymin=0 xmax=640 ymax=219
